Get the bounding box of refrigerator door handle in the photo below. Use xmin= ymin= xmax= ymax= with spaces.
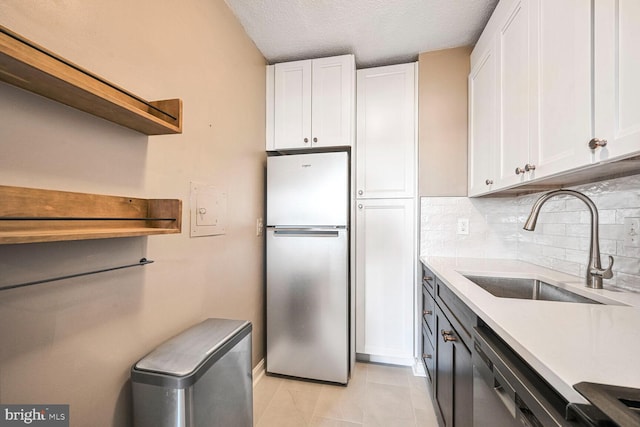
xmin=272 ymin=229 xmax=342 ymax=237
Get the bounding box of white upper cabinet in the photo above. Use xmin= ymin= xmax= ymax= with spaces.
xmin=311 ymin=56 xmax=355 ymax=148
xmin=266 ymin=54 xmax=355 ymax=150
xmin=496 ymin=0 xmax=532 ymax=189
xmin=593 ymin=0 xmax=640 ymax=161
xmin=530 ymin=0 xmax=593 ymax=177
xmin=356 ymin=63 xmax=417 ymax=199
xmin=469 ymin=0 xmax=640 ymax=196
xmin=272 ymin=60 xmax=312 ymax=150
xmin=468 ymin=46 xmax=498 ymax=196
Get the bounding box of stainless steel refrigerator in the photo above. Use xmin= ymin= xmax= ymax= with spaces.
xmin=266 ymin=151 xmax=349 ymax=384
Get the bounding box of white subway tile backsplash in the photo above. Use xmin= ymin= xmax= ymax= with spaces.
xmin=609 ymin=255 xmax=640 ymax=276
xmin=420 ymin=174 xmax=640 ymax=293
xmin=541 ymin=223 xmax=566 ymax=236
xmin=598 ymin=210 xmax=617 ymax=224
xmin=617 ymin=243 xmax=640 ymax=258
xmin=615 ymin=208 xmax=640 ymax=223
xmin=549 ymin=258 xmax=581 ymax=277
xmin=542 ymin=246 xmax=566 ymax=259
xmin=566 ymin=224 xmax=589 ymax=237
xmin=565 ymin=248 xmax=586 ymax=264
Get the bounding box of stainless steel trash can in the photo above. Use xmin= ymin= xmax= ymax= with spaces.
xmin=131 ymin=318 xmax=253 ymax=427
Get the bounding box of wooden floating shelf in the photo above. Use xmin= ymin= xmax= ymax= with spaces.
xmin=0 ymin=185 xmax=182 ymax=244
xmin=0 ymin=25 xmax=182 ymax=135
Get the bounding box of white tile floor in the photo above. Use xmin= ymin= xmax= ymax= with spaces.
xmin=253 ymin=362 xmax=439 ymax=426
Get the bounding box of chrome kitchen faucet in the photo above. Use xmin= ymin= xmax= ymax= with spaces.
xmin=523 ymin=189 xmax=613 ymax=289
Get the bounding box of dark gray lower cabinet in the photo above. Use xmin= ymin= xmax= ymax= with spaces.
xmin=434 ymin=305 xmax=472 ymax=427
xmin=422 ymin=263 xmax=473 ymax=427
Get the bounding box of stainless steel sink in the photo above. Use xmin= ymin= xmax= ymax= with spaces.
xmin=463 ymin=275 xmax=601 ymax=304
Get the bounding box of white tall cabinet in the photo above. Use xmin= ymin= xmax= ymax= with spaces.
xmin=266 ymin=55 xmax=355 ymax=150
xmin=355 ymin=63 xmax=417 ymax=366
xmin=355 ymin=198 xmax=415 ymax=364
xmin=356 ymin=65 xmax=416 ymax=199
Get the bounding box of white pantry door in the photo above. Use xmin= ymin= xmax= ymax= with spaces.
xmin=355 ymin=198 xmax=415 ymax=364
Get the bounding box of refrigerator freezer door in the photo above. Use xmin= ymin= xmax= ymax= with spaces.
xmin=267 ymin=152 xmax=348 ymax=227
xmin=266 ymin=227 xmax=348 ymax=383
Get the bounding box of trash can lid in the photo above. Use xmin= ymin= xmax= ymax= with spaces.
xmin=133 ymin=318 xmax=250 ymax=377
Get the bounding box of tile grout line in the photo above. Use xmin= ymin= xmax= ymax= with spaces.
xmin=254 ymin=376 xmax=284 ymax=426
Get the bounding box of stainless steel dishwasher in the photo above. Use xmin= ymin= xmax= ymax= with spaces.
xmin=472 ymin=323 xmax=577 ymax=427
xmin=131 ymin=318 xmax=252 ymax=427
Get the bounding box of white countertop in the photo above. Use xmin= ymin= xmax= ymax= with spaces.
xmin=421 ymin=256 xmax=640 ymax=404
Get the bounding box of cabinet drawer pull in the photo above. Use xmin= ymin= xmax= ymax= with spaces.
xmin=313 ymin=137 xmax=318 ymax=143
xmin=515 ymin=166 xmax=525 ymax=175
xmin=485 ymin=179 xmax=493 ymax=185
xmin=441 ymin=329 xmax=457 ymax=342
xmin=422 ymin=353 xmax=432 ymax=359
xmin=303 ymin=137 xmax=309 ymax=143
xmin=423 ymin=310 xmax=433 ymax=316
xmin=423 ymin=275 xmax=433 ymax=282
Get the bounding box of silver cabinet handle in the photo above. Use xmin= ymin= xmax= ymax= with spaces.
xmin=358 ymin=190 xmax=363 ymax=195
xmin=358 ymin=204 xmax=363 ymax=209
xmin=304 ymin=137 xmax=309 ymax=143
xmin=313 ymin=137 xmax=318 ymax=143
xmin=516 ymin=165 xmax=536 ymax=175
xmin=423 ymin=310 xmax=433 ymax=316
xmin=423 ymin=275 xmax=433 ymax=281
xmin=588 ymin=138 xmax=608 ymax=149
xmin=422 ymin=353 xmax=432 ymax=359
xmin=485 ymin=179 xmax=493 ymax=185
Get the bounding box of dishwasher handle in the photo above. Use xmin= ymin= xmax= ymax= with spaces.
xmin=494 ymin=367 xmax=518 ymax=418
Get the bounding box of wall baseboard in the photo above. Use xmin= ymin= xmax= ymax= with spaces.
xmin=356 ymin=352 xmax=414 ymax=367
xmin=252 ymin=358 xmax=265 ymax=387
xmin=412 ymin=359 xmax=426 ymax=377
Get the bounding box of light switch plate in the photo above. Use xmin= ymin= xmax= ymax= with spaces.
xmin=190 ymin=182 xmax=227 ymax=237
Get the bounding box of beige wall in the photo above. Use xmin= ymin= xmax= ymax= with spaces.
xmin=418 ymin=47 xmax=471 ymax=196
xmin=0 ymin=0 xmax=266 ymax=425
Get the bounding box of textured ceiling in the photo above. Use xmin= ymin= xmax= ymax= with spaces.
xmin=224 ymin=0 xmax=499 ymax=68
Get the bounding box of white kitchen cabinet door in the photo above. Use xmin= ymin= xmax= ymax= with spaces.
xmin=311 ymin=56 xmax=355 ymax=148
xmin=274 ymin=60 xmax=313 ymax=150
xmin=468 ymin=45 xmax=498 ymax=197
xmin=356 ymin=63 xmax=416 ymax=199
xmin=271 ymin=55 xmax=354 ymax=150
xmin=594 ymin=0 xmax=640 ymax=162
xmin=496 ymin=0 xmax=532 ymax=188
xmin=529 ymin=0 xmax=593 ymax=177
xmin=355 ymin=198 xmax=415 ymax=364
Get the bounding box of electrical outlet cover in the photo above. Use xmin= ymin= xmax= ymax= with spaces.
xmin=457 ymin=218 xmax=470 ymax=235
xmin=624 ymin=217 xmax=640 ymax=247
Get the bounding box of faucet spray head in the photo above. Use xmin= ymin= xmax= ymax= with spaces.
xmin=523 ymin=215 xmax=537 ymax=231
